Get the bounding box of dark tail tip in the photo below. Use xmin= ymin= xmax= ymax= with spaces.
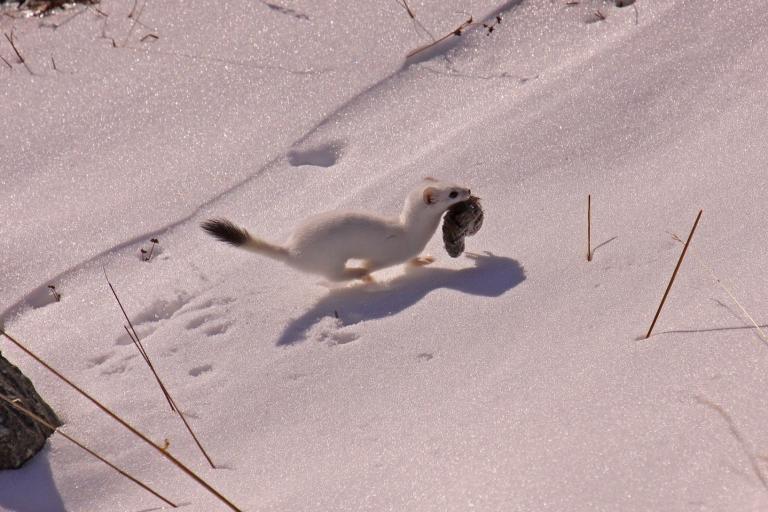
xmin=201 ymin=218 xmax=249 ymax=246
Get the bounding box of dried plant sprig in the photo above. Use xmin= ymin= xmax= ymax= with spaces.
xmin=645 ymin=210 xmax=702 ymax=339
xmin=103 ymin=268 xmax=217 ymax=469
xmin=3 ymin=31 xmax=33 ymax=74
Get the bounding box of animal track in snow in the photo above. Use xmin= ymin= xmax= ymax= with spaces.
xmin=185 ymin=315 xmax=216 ymax=330
xmin=131 ymin=293 xmax=193 ymax=324
xmin=262 ymin=1 xmax=310 ymax=20
xmin=114 ymin=291 xmax=192 ymax=345
xmin=307 ymin=317 xmax=360 ymax=345
xmin=287 ymin=141 xmax=344 ymax=167
xmin=184 ymin=314 xmax=231 ymax=336
xmin=113 ymin=293 xmax=235 ymax=345
xmin=87 ymin=352 xmax=113 ymax=368
xmin=179 ymin=297 xmax=234 ymax=336
xmin=188 ymin=364 xmax=213 ymax=377
xmin=181 ymin=297 xmax=235 ymax=314
xmin=100 ymin=354 xmax=138 ymax=376
xmin=203 ymin=323 xmax=230 ymax=336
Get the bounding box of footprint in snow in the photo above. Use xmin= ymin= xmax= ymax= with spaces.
xmin=113 ymin=292 xmax=193 ymax=345
xmin=306 ymin=317 xmax=360 ymax=346
xmin=287 ymin=141 xmax=344 ymax=168
xmin=113 ymin=293 xmax=234 ymax=345
xmin=180 ymin=296 xmax=234 ymax=336
xmin=188 ymin=364 xmax=213 ymax=377
xmin=184 ymin=314 xmax=231 ymax=337
xmin=100 ymin=354 xmax=138 ymax=376
xmin=87 ymin=352 xmax=113 ymax=368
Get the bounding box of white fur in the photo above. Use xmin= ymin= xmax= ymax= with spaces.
xmin=215 ymin=180 xmax=471 ymax=281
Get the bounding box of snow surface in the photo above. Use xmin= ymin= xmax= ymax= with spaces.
xmin=2 ymin=0 xmax=768 ymax=510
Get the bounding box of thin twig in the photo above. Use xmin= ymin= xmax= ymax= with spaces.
xmin=128 ymin=0 xmax=140 ymax=18
xmin=0 ymin=392 xmax=177 ymax=508
xmin=104 ymin=268 xmax=174 ymax=411
xmin=122 ymin=0 xmax=146 ymax=47
xmin=124 ymin=325 xmax=151 ymax=366
xmin=4 ymin=31 xmax=33 ymax=75
xmin=0 ymin=54 xmax=11 ymax=70
xmin=104 ymin=268 xmax=217 ymax=469
xmin=0 ymin=329 xmax=241 ymax=511
xmin=645 ymin=210 xmax=702 ymax=339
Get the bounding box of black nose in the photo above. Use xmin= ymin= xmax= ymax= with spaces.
xmin=467 ymin=189 xmax=471 ymax=195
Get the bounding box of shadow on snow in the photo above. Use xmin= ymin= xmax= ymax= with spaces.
xmin=277 ymin=252 xmax=525 ymax=345
xmin=0 ymin=445 xmax=67 ymax=512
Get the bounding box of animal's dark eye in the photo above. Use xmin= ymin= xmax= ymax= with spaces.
xmin=449 ymin=191 xmax=458 ymax=199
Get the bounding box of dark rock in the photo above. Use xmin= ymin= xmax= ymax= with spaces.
xmin=0 ymin=353 xmax=60 ymax=470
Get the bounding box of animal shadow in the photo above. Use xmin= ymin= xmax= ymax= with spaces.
xmin=277 ymin=252 xmax=525 ymax=345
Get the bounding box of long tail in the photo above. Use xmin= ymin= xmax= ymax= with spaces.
xmin=201 ymin=218 xmax=290 ymax=262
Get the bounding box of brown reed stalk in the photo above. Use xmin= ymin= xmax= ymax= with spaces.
xmin=587 ymin=194 xmax=592 ymax=262
xmin=0 ymin=392 xmax=177 ymax=508
xmin=0 ymin=329 xmax=242 ymax=512
xmin=645 ymin=209 xmax=703 ymax=339
xmin=4 ymin=31 xmax=33 ymax=75
xmin=103 ymin=269 xmax=174 ymax=412
xmin=103 ymin=269 xmax=216 ymax=469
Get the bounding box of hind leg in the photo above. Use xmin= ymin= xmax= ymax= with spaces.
xmin=321 ymin=260 xmax=373 ymax=282
xmin=343 ymin=266 xmax=374 ymax=282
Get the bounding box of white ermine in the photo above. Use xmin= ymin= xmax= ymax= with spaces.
xmin=201 ymin=179 xmax=471 ymax=282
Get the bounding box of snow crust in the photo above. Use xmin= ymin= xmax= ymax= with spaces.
xmin=2 ymin=0 xmax=768 ymax=510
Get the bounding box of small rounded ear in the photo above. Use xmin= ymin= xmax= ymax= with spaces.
xmin=422 ymin=187 xmax=437 ymax=205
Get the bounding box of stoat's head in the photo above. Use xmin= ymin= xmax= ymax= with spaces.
xmin=419 ymin=178 xmax=471 ymax=210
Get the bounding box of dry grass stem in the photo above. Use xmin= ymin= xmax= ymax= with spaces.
xmin=104 ymin=268 xmax=174 ymax=411
xmin=4 ymin=31 xmax=33 ymax=74
xmin=122 ymin=0 xmax=147 ymax=47
xmin=645 ymin=209 xmax=702 ymax=339
xmin=103 ymin=269 xmax=217 ymax=469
